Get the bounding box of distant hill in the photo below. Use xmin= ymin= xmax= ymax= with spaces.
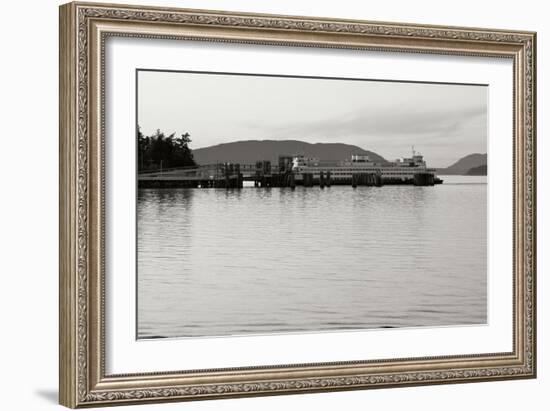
xmin=466 ymin=164 xmax=487 ymax=176
xmin=192 ymin=140 xmax=387 ymax=165
xmin=439 ymin=153 xmax=487 ymax=175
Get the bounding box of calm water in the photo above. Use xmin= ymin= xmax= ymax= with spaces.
xmin=137 ymin=175 xmax=487 ymax=339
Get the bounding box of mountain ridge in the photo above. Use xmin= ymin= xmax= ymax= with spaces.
xmin=192 ymin=140 xmax=388 ymax=165
xmin=465 ymin=164 xmax=487 ymax=176
xmin=438 ymin=153 xmax=487 ymax=175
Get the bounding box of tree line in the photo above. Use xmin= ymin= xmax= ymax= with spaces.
xmin=138 ymin=128 xmax=196 ymax=172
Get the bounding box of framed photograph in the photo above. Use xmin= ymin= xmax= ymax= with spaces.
xmin=59 ymin=2 xmax=537 ymax=408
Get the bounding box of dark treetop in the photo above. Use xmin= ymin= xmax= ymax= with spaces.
xmin=138 ymin=129 xmax=196 ymax=172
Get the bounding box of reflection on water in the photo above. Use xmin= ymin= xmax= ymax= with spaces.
xmin=137 ymin=175 xmax=487 ymax=339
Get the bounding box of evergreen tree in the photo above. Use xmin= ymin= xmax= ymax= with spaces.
xmin=137 ymin=127 xmax=196 ymax=171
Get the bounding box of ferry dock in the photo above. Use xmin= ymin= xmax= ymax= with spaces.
xmin=138 ymin=151 xmax=443 ymax=189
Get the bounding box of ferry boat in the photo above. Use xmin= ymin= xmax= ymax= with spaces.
xmin=289 ymin=148 xmax=443 ymax=186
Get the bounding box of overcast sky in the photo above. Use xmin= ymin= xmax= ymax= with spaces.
xmin=137 ymin=70 xmax=487 ymax=168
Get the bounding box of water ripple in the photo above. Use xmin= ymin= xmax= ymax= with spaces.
xmin=137 ymin=175 xmax=487 ymax=339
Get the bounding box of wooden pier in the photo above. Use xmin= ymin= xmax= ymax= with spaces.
xmin=351 ymin=172 xmax=383 ymax=188
xmin=138 ymin=161 xmax=441 ymax=188
xmin=413 ymin=173 xmax=435 ymax=186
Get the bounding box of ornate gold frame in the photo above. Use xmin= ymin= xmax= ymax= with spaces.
xmin=59 ymin=1 xmax=536 ymax=408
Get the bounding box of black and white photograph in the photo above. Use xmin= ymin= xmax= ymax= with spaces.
xmin=136 ymin=70 xmax=488 ymax=340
